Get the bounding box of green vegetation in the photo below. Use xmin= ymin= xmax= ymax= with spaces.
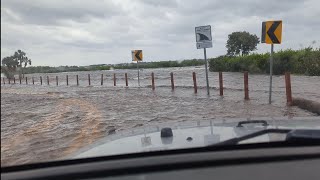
xmin=1 ymin=50 xmax=32 ymax=78
xmin=226 ymin=31 xmax=260 ymax=56
xmin=209 ymin=47 xmax=320 ymax=76
xmin=21 ymin=65 xmax=111 ymax=74
xmin=114 ymin=59 xmax=204 ymax=69
xmin=5 ymin=59 xmax=204 ymax=75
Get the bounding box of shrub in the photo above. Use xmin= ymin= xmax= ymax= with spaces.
xmin=209 ymin=48 xmax=320 ymax=76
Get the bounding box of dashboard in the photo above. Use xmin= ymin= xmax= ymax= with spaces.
xmin=2 ymin=144 xmax=320 ymax=180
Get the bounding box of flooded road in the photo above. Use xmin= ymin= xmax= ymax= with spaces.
xmin=1 ymin=67 xmax=320 ymax=166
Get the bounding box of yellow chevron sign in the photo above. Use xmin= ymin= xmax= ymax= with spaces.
xmin=261 ymin=21 xmax=282 ymax=44
xmin=132 ymin=50 xmax=143 ymax=61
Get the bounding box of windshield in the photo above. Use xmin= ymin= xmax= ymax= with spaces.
xmin=1 ymin=0 xmax=320 ymax=167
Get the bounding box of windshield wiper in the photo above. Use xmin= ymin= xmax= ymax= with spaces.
xmin=212 ymin=129 xmax=320 ymax=146
xmin=236 ymin=120 xmax=269 ymax=127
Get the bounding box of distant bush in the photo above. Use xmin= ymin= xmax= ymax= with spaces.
xmin=23 ymin=65 xmax=110 ymax=74
xmin=113 ymin=59 xmax=204 ymax=69
xmin=1 ymin=66 xmax=16 ymax=78
xmin=21 ymin=59 xmax=205 ymax=74
xmin=180 ymin=59 xmax=205 ymax=67
xmin=209 ymin=48 xmax=320 ymax=76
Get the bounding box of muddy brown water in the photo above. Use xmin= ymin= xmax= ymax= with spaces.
xmin=1 ymin=67 xmax=320 ymax=166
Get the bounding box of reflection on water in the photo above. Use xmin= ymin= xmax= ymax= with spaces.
xmin=1 ymin=67 xmax=319 ymax=166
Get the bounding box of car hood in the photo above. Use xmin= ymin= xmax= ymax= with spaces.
xmin=70 ymin=117 xmax=320 ymax=159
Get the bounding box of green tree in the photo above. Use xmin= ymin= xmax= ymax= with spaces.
xmin=1 ymin=56 xmax=19 ymax=78
xmin=226 ymin=31 xmax=260 ymax=56
xmin=12 ymin=50 xmax=32 ymax=78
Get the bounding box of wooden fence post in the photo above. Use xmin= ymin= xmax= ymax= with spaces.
xmin=32 ymin=77 xmax=34 ymax=85
xmin=151 ymin=72 xmax=155 ymax=90
xmin=88 ymin=74 xmax=91 ymax=86
xmin=193 ymin=72 xmax=197 ymax=94
xmin=285 ymin=72 xmax=293 ymax=106
xmin=244 ymin=71 xmax=249 ymax=100
xmin=47 ymin=76 xmax=49 ymax=85
xmin=170 ymin=72 xmax=174 ymax=91
xmin=101 ymin=74 xmax=103 ymax=85
xmin=66 ymin=75 xmax=69 ymax=86
xmin=125 ymin=73 xmax=128 ymax=87
xmin=56 ymin=76 xmax=58 ymax=86
xmin=40 ymin=76 xmax=42 ymax=85
xmin=76 ymin=75 xmax=79 ymax=86
xmin=25 ymin=77 xmax=28 ymax=85
xmin=113 ymin=73 xmax=116 ymax=86
xmin=219 ymin=72 xmax=223 ymax=96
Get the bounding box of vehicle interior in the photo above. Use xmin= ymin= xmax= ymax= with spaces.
xmin=2 ymin=130 xmax=320 ymax=180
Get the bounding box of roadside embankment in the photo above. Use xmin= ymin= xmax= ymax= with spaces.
xmin=292 ymin=98 xmax=320 ymax=115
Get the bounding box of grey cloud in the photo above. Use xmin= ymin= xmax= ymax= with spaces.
xmin=139 ymin=0 xmax=178 ymax=8
xmin=1 ymin=0 xmax=320 ymax=66
xmin=178 ymin=0 xmax=303 ymax=17
xmin=1 ymin=0 xmax=121 ymax=25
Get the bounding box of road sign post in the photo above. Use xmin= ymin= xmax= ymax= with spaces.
xmin=204 ymin=48 xmax=209 ymax=95
xmin=269 ymin=44 xmax=274 ymax=104
xmin=195 ymin=25 xmax=212 ymax=95
xmin=137 ymin=60 xmax=140 ymax=87
xmin=132 ymin=50 xmax=143 ymax=87
xmin=262 ymin=20 xmax=282 ymax=104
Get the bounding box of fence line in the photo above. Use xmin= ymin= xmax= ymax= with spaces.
xmin=1 ymin=72 xmax=294 ymax=106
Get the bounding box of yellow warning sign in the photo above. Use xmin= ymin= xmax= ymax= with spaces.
xmin=261 ymin=21 xmax=282 ymax=44
xmin=132 ymin=50 xmax=143 ymax=61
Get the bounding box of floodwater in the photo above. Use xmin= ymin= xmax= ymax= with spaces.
xmin=1 ymin=66 xmax=320 ymax=166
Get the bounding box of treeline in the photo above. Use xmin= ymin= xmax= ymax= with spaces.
xmin=20 ymin=59 xmax=204 ymax=74
xmin=22 ymin=65 xmax=110 ymax=74
xmin=209 ymin=47 xmax=320 ymax=76
xmin=114 ymin=59 xmax=204 ymax=69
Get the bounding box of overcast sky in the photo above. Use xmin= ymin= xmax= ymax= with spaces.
xmin=1 ymin=0 xmax=320 ymax=66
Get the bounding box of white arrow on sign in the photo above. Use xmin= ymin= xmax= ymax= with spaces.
xmin=195 ymin=25 xmax=212 ymax=42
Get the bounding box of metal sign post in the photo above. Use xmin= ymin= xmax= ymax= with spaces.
xmin=204 ymin=48 xmax=209 ymax=95
xmin=269 ymin=44 xmax=274 ymax=104
xmin=137 ymin=60 xmax=140 ymax=87
xmin=195 ymin=25 xmax=212 ymax=96
xmin=132 ymin=50 xmax=143 ymax=87
xmin=261 ymin=20 xmax=282 ymax=104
